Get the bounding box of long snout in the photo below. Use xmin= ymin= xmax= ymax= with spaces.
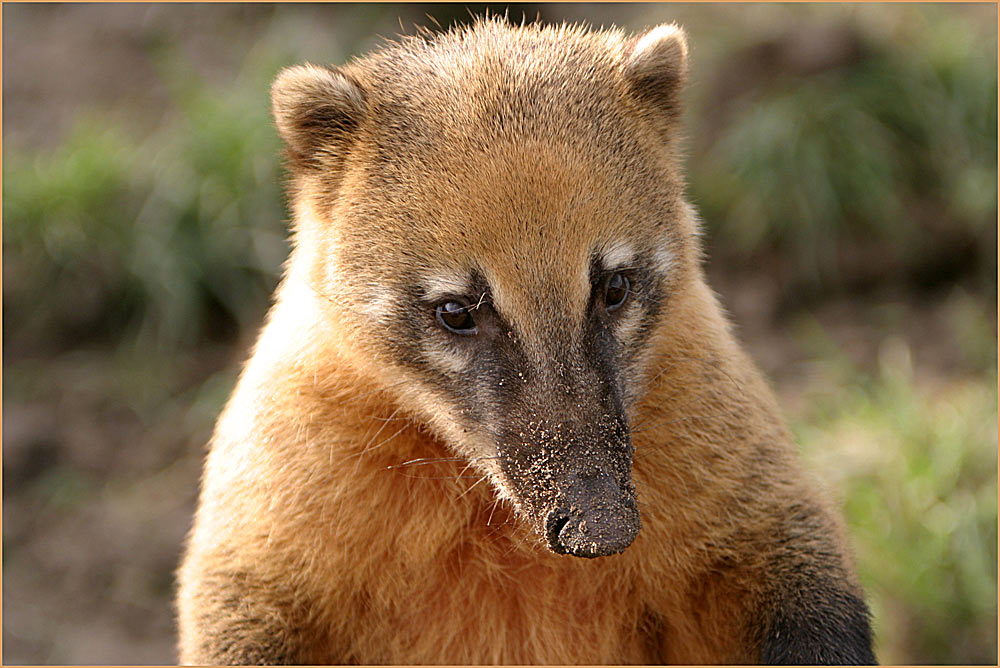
xmin=491 ymin=349 xmax=638 ymax=558
xmin=543 ymin=470 xmax=640 ymax=558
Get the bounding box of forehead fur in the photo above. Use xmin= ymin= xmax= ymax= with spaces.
xmin=301 ymin=19 xmax=691 ymax=329
xmin=340 ymin=19 xmax=682 ymax=169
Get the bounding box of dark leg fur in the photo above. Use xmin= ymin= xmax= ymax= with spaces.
xmin=754 ymin=501 xmax=877 ymax=665
xmin=760 ymin=587 xmax=876 ymax=665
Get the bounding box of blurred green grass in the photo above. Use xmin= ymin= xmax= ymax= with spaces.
xmin=2 ymin=4 xmax=996 ymax=664
xmin=4 ymin=47 xmax=288 ymax=353
xmin=687 ymin=4 xmax=997 ymax=299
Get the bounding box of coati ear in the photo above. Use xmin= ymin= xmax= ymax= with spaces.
xmin=271 ymin=64 xmax=367 ymax=169
xmin=622 ymin=24 xmax=689 ymax=123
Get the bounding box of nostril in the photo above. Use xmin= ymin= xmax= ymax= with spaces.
xmin=542 ymin=496 xmax=640 ymax=559
xmin=545 ymin=508 xmax=571 ymax=554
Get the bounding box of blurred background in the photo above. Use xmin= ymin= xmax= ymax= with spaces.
xmin=2 ymin=3 xmax=996 ymax=664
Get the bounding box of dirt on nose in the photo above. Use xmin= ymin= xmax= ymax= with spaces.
xmin=543 ymin=471 xmax=640 ymax=558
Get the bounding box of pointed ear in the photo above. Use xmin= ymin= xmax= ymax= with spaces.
xmin=622 ymin=24 xmax=689 ymax=123
xmin=271 ymin=64 xmax=367 ymax=169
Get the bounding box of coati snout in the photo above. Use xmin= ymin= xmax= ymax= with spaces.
xmin=413 ymin=265 xmax=649 ymax=558
xmin=495 ymin=390 xmax=640 ymax=558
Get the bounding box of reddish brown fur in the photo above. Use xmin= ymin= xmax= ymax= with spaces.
xmin=177 ymin=19 xmax=866 ymax=664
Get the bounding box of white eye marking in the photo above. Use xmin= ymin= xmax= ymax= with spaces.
xmin=653 ymin=236 xmax=674 ymax=275
xmin=422 ymin=272 xmax=472 ymax=303
xmin=420 ymin=338 xmax=472 ymax=375
xmin=611 ymin=306 xmax=644 ymax=342
xmin=600 ymin=240 xmax=637 ymax=271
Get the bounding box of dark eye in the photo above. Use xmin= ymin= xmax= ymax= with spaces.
xmin=436 ymin=301 xmax=478 ymax=335
xmin=605 ymin=273 xmax=630 ymax=312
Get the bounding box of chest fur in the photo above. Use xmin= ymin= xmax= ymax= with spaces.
xmin=330 ymin=522 xmax=658 ymax=664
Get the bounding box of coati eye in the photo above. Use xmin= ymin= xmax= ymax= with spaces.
xmin=605 ymin=273 xmax=630 ymax=312
xmin=436 ymin=301 xmax=478 ymax=335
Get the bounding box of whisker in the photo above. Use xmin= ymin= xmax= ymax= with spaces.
xmin=388 ymin=456 xmax=466 ymax=469
xmin=386 ymin=455 xmax=500 ymax=469
xmin=348 ymin=421 xmax=413 ymax=467
xmin=390 ymin=472 xmax=487 ymax=480
xmin=487 ymin=507 xmax=521 ymax=545
xmin=456 ymin=474 xmax=489 ymax=499
xmin=358 ymin=406 xmax=403 ymax=454
xmin=364 ymin=413 xmax=413 ymax=422
xmin=455 ymin=459 xmax=479 ymax=484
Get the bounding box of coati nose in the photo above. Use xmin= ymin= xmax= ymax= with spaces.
xmin=543 ymin=473 xmax=640 ymax=558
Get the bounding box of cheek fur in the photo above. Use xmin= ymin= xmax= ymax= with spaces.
xmin=419 ymin=338 xmax=474 ymax=376
xmin=612 ymin=306 xmax=645 ymax=345
xmin=354 ymin=286 xmax=400 ymax=324
xmin=652 ymin=240 xmax=674 ymax=276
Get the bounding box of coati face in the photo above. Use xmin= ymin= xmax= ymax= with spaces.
xmin=273 ymin=21 xmax=694 ymax=558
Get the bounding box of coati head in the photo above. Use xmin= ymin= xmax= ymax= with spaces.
xmin=272 ymin=20 xmax=696 ymax=558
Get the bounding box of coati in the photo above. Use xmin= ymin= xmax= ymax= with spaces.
xmin=177 ymin=19 xmax=876 ymax=665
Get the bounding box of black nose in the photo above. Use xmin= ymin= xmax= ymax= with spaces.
xmin=544 ymin=474 xmax=640 ymax=558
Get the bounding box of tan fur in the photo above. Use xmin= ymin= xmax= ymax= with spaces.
xmin=177 ymin=19 xmax=865 ymax=664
